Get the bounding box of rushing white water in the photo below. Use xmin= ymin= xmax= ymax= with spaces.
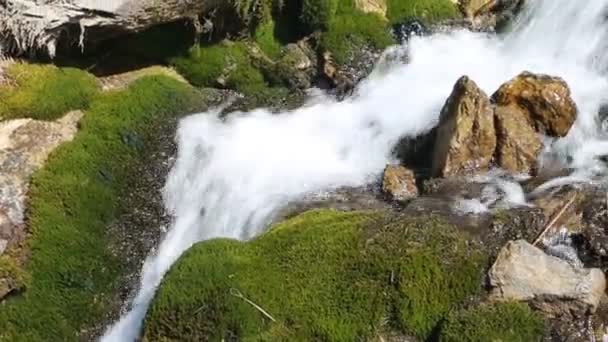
xmin=102 ymin=1 xmax=608 ymax=340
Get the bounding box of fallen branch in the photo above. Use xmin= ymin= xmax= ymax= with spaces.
xmin=230 ymin=288 xmax=276 ymax=322
xmin=533 ymin=194 xmax=577 ymax=246
xmin=474 ymin=0 xmax=498 ymax=17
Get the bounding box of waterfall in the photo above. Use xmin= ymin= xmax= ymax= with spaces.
xmin=102 ymin=1 xmax=608 ymax=340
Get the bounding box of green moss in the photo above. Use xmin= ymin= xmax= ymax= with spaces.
xmin=255 ymin=20 xmax=283 ymax=59
xmin=0 ymin=75 xmax=203 ymax=341
xmin=439 ymin=302 xmax=545 ymax=342
xmin=144 ymin=210 xmax=487 ymax=341
xmin=386 ymin=0 xmax=460 ymax=24
xmin=0 ymin=63 xmax=99 ymax=121
xmin=0 ymin=255 xmax=30 ymax=293
xmin=322 ymin=11 xmax=394 ymax=64
xmin=301 ymin=0 xmax=338 ymax=32
xmin=170 ymin=42 xmax=270 ymax=95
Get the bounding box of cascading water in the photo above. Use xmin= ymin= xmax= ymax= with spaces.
xmin=102 ymin=1 xmax=608 ymax=340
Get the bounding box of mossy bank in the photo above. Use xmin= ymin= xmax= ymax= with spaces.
xmin=0 ymin=71 xmax=208 ymax=341
xmin=0 ymin=63 xmax=98 ymax=121
xmin=143 ymin=209 xmax=543 ymax=341
xmin=166 ymin=0 xmax=461 ymax=95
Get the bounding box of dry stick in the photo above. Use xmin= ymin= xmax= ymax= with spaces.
xmin=474 ymin=0 xmax=498 ymax=17
xmin=230 ymin=288 xmax=277 ymax=322
xmin=532 ymin=195 xmax=577 ymax=246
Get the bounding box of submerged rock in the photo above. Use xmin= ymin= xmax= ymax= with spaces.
xmin=432 ymin=76 xmax=496 ymax=177
xmin=392 ymin=20 xmax=429 ymax=43
xmin=492 ymin=72 xmax=578 ymax=137
xmin=489 ymin=240 xmax=606 ymax=317
xmin=382 ymin=165 xmax=419 ymax=201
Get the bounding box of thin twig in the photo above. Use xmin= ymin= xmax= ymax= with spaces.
xmin=474 ymin=0 xmax=498 ymax=17
xmin=533 ymin=195 xmax=577 ymax=246
xmin=230 ymin=288 xmax=276 ymax=322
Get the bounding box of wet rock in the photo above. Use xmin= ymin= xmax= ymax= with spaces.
xmin=461 ymin=0 xmax=525 ymax=32
xmin=276 ymin=185 xmax=390 ymax=224
xmin=598 ymin=103 xmax=608 ymax=134
xmin=492 ymin=72 xmax=578 ymax=137
xmin=320 ymin=51 xmax=355 ymax=98
xmin=274 ymin=42 xmax=316 ymax=90
xmin=432 ymin=76 xmax=496 ymax=177
xmin=578 ymin=190 xmax=608 ymax=269
xmin=392 ymin=20 xmax=428 ymax=44
xmin=494 ymin=106 xmax=542 ymax=174
xmin=393 ymin=127 xmax=436 ymax=177
xmin=489 ymin=240 xmax=606 ymax=317
xmin=484 ymin=207 xmax=545 ymax=252
xmin=422 ymin=175 xmax=485 ymax=197
xmin=382 ymin=165 xmax=419 ymax=201
xmin=403 ymin=195 xmax=493 ymax=238
xmin=320 ymin=44 xmax=381 ymax=100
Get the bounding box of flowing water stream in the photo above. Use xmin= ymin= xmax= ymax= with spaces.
xmin=102 ymin=1 xmax=608 ymax=340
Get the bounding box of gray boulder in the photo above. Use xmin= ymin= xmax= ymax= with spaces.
xmin=489 ymin=240 xmax=606 ymax=316
xmin=0 ymin=0 xmax=228 ymax=57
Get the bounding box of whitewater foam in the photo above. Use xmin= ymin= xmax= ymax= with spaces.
xmin=102 ymin=1 xmax=608 ymax=340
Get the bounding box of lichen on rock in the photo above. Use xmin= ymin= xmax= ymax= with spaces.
xmin=432 ymin=76 xmax=496 ymax=177
xmin=492 ymin=72 xmax=578 ymax=137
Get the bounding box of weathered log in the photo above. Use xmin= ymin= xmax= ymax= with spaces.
xmin=0 ymin=0 xmax=235 ymax=57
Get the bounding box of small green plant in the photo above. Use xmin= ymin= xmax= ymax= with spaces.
xmin=439 ymin=302 xmax=545 ymax=342
xmin=0 ymin=63 xmax=99 ymax=121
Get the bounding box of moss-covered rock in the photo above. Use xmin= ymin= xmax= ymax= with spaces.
xmin=322 ymin=10 xmax=393 ymax=65
xmin=386 ymin=0 xmax=460 ymax=24
xmin=0 ymin=63 xmax=99 ymax=121
xmin=0 ymin=254 xmax=30 ymax=298
xmin=170 ymin=41 xmax=275 ymax=95
xmin=301 ymin=0 xmax=339 ymax=32
xmin=0 ymin=75 xmax=204 ymax=341
xmin=144 ymin=210 xmax=488 ymax=341
xmin=439 ymin=302 xmax=545 ymax=342
xmin=254 ymin=19 xmax=283 ymax=60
